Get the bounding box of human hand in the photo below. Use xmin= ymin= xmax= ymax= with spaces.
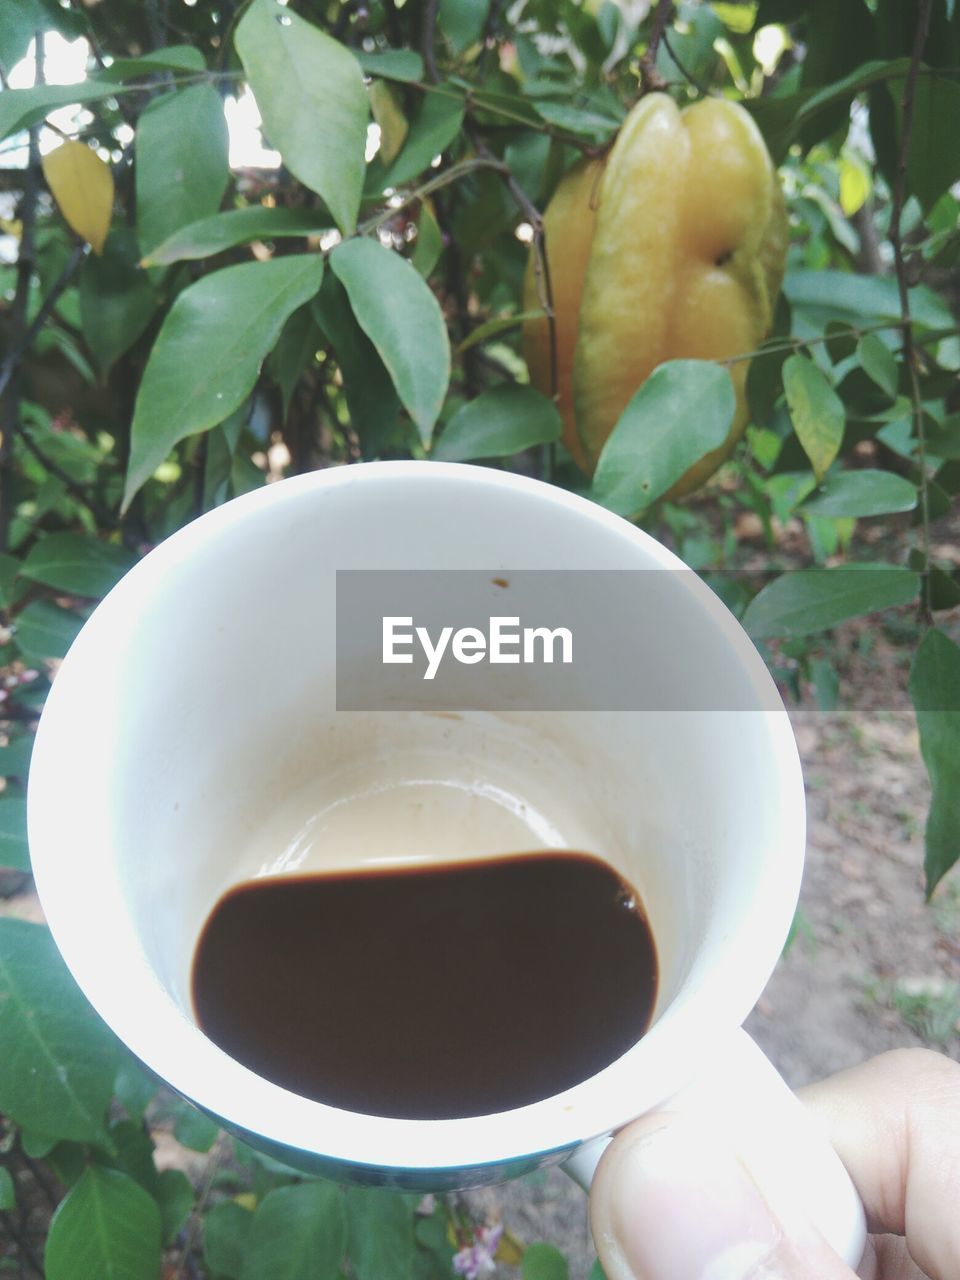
xmin=589 ymin=1048 xmax=960 ymax=1279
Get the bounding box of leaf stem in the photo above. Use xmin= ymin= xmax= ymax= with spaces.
xmin=889 ymin=0 xmax=935 ymax=621
xmin=719 ymin=319 xmax=956 ymax=367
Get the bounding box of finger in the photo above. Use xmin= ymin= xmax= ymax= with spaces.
xmin=589 ymin=1110 xmax=857 ymax=1280
xmin=800 ymin=1047 xmax=960 ymax=1280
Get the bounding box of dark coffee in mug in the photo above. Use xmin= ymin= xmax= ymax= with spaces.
xmin=191 ymin=851 xmax=658 ymax=1119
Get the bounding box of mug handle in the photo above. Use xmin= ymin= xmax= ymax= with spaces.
xmin=563 ymin=1026 xmax=867 ymax=1270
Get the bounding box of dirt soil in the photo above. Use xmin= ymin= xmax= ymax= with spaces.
xmin=466 ymin=701 xmax=960 ymax=1278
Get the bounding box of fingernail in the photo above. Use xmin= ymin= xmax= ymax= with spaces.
xmin=594 ymin=1125 xmax=785 ymax=1280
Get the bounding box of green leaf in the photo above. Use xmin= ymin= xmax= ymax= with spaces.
xmin=331 ymin=238 xmax=450 ymax=446
xmin=857 ymin=333 xmax=898 ymax=398
xmin=236 ymin=0 xmax=368 ymax=234
xmin=532 ymin=99 xmax=621 ymax=143
xmin=45 ymin=1166 xmax=162 ymax=1280
xmin=0 ymin=731 xmax=33 ymax=783
xmin=903 ymin=74 xmax=960 ymax=211
xmin=0 ymin=919 xmax=121 ymax=1143
xmin=106 ymin=1119 xmax=160 ymax=1194
xmin=311 ymin=274 xmax=400 ymax=456
xmin=589 ymin=1260 xmax=608 ymax=1280
xmin=800 ymin=469 xmax=917 ymax=518
xmin=412 ymin=202 xmax=443 ymax=278
xmin=143 ymin=207 xmax=332 ymax=268
xmin=523 ymin=1243 xmax=570 ymax=1280
xmin=745 ymin=58 xmax=913 ymax=160
xmin=14 ymin=600 xmax=84 ymax=661
xmin=98 ymin=45 xmax=206 ymax=80
xmin=20 ymin=533 xmax=136 ymax=597
xmin=0 ymin=1 xmax=42 ymax=69
xmin=241 ymin=1183 xmax=346 ymax=1280
xmin=124 ymin=255 xmax=324 ymax=509
xmin=173 ymin=1103 xmax=219 ymax=1152
xmin=785 ymin=270 xmax=953 ymax=332
xmin=354 ymin=48 xmax=425 ymax=82
xmin=0 ymin=551 xmax=23 ymax=609
xmin=0 ymin=1165 xmax=14 ymax=1211
xmin=205 ymin=1200 xmax=254 ymax=1279
xmin=460 ymin=310 xmax=543 ymax=352
xmin=0 ymin=797 xmax=29 ymax=870
xmin=114 ymin=1058 xmax=157 ymax=1124
xmin=0 ymin=82 xmax=124 ymax=145
xmin=157 ymin=1169 xmax=194 ymax=1245
xmin=439 ymin=0 xmax=490 ymax=53
xmin=21 ymin=1130 xmax=57 ymax=1158
xmin=414 ymin=1212 xmax=456 ymax=1280
xmin=345 ymin=1187 xmax=414 ymax=1280
xmin=782 ymin=353 xmax=845 ymax=482
xmin=267 ymin=304 xmax=320 ymax=421
xmin=384 ymin=90 xmax=465 ymax=188
xmin=910 ymin=628 xmax=960 ymax=895
xmin=79 ymin=229 xmax=158 ymax=374
xmin=136 ymin=84 xmax=230 ymax=258
xmin=742 ymin=566 xmax=921 ymax=639
xmin=590 ymin=360 xmax=735 ymax=517
xmin=433 ymin=385 xmax=561 ymax=461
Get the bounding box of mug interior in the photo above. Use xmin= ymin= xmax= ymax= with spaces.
xmin=29 ymin=463 xmax=804 ymax=1177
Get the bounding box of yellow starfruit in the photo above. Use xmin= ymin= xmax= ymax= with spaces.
xmin=523 ymin=93 xmax=788 ymax=495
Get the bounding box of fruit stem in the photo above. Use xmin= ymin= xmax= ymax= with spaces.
xmin=638 ymin=0 xmax=673 ymax=94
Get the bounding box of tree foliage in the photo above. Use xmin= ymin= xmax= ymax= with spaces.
xmin=0 ymin=0 xmax=958 ymax=1273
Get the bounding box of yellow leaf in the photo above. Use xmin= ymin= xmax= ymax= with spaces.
xmin=495 ymin=1229 xmax=525 ymax=1265
xmin=42 ymin=140 xmax=114 ymax=255
xmin=368 ymin=80 xmax=408 ymax=167
xmin=232 ymin=1193 xmax=257 ymax=1212
xmin=839 ymin=153 xmax=871 ymax=217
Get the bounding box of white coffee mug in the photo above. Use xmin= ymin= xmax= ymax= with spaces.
xmin=28 ymin=461 xmax=865 ymax=1266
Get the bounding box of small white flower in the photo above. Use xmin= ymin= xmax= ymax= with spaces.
xmin=452 ymin=1224 xmax=503 ymax=1280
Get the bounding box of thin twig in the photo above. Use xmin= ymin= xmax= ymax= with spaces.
xmin=172 ymin=1143 xmax=225 ymax=1280
xmin=421 ymin=0 xmax=441 ymax=85
xmin=718 ymin=320 xmax=957 ymax=367
xmin=638 ymin=0 xmax=672 ymax=92
xmin=467 ymin=128 xmax=559 ymax=404
xmin=0 ymin=32 xmax=44 ymax=553
xmin=646 ymin=0 xmax=673 ymax=61
xmin=0 ymin=243 xmax=88 ymax=405
xmin=889 ymin=0 xmax=935 ymax=620
xmin=17 ymin=426 xmax=118 ymax=530
xmin=356 ymin=155 xmax=508 ymax=239
xmin=659 ymin=29 xmax=711 ymax=96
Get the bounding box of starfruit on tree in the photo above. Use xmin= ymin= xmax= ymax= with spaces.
xmin=523 ymin=92 xmax=788 ymax=493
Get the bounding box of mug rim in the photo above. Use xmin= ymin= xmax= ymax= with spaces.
xmin=28 ymin=461 xmax=805 ymax=1173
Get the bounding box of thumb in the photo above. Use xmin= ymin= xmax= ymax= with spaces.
xmin=589 ymin=1112 xmax=857 ymax=1280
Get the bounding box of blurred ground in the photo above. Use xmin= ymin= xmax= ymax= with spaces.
xmin=3 ymin=651 xmax=958 ymax=1278
xmin=469 ymin=701 xmax=960 ymax=1279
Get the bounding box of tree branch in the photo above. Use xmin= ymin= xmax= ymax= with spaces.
xmin=465 ymin=127 xmax=558 ymax=406
xmin=0 ymin=243 xmax=87 ymax=406
xmin=422 ymin=0 xmax=441 ymax=85
xmin=0 ymin=32 xmax=44 ymax=553
xmin=889 ymin=0 xmax=934 ymax=619
xmin=638 ymin=0 xmax=672 ymax=93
